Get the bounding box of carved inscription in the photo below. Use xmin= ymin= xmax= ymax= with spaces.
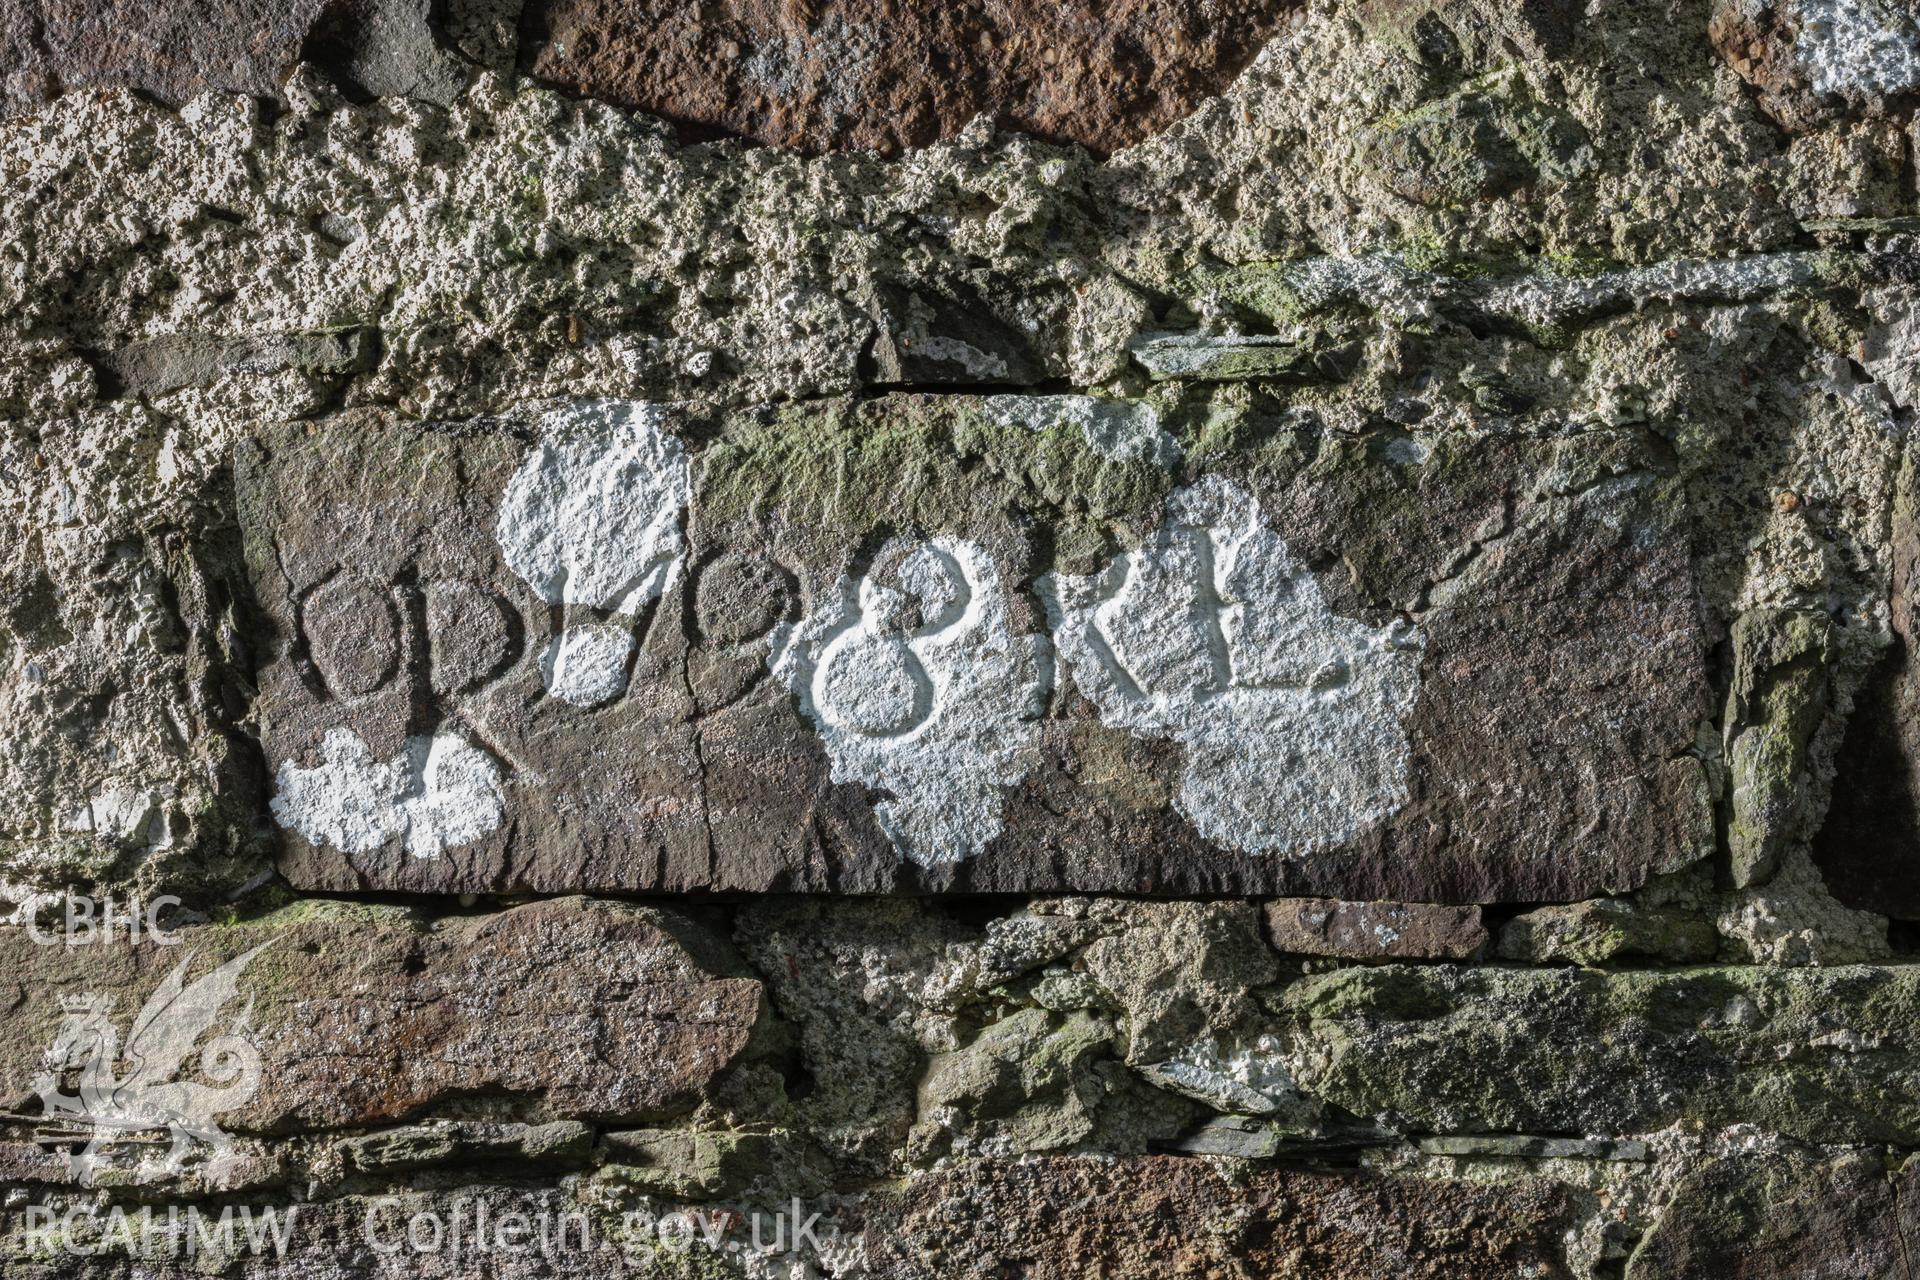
xmin=770 ymin=538 xmax=1048 ymax=867
xmin=244 ymin=404 xmax=710 ymax=890
xmin=497 ymin=400 xmax=693 ymax=709
xmin=240 ymin=403 xmax=1712 ymax=899
xmin=271 ymin=728 xmax=507 ymax=860
xmin=1043 ymin=477 xmax=1425 ymax=856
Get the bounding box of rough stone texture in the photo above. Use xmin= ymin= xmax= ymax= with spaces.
xmin=909 ymin=1008 xmax=1114 ymax=1160
xmin=5 ymin=0 xmax=1920 ymax=1274
xmin=1711 ymin=0 xmax=1920 ymax=132
xmin=1078 ymin=900 xmax=1280 ymax=1064
xmin=340 ymin=1119 xmax=595 ymax=1173
xmin=0 ymin=0 xmax=474 ymax=119
xmin=1282 ymin=964 xmax=1920 ymax=1144
xmin=0 ymin=0 xmax=325 ymax=117
xmin=1265 ymin=897 xmax=1487 ymax=960
xmin=2 ymin=895 xmax=1920 ymax=1272
xmin=1818 ymin=453 xmax=1920 ymax=918
xmin=1627 ymin=1149 xmax=1919 ymax=1279
xmin=524 ymin=0 xmax=1302 ymax=157
xmin=856 ymin=1155 xmax=1576 ymax=1278
xmin=731 ymin=897 xmax=974 ymax=1172
xmin=0 ymin=1163 xmax=1578 ymax=1278
xmin=1496 ymin=899 xmax=1720 ymax=965
xmin=1724 ymin=608 xmax=1836 ymax=888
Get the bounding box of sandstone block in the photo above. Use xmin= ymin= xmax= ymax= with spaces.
xmin=238 ymin=400 xmax=1712 ymax=902
xmin=0 ymin=898 xmax=760 ymax=1150
xmin=1265 ymin=897 xmax=1487 ymax=960
xmin=522 ymin=0 xmax=1298 ymax=156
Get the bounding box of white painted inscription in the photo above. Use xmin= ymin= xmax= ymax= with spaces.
xmin=497 ymin=400 xmax=692 ymax=707
xmin=497 ymin=400 xmax=692 ymax=611
xmin=1042 ymin=477 xmax=1424 ymax=855
xmin=770 ymin=538 xmax=1048 ymax=867
xmin=271 ymin=727 xmax=506 ymax=859
xmin=538 ymin=622 xmax=635 ymax=708
xmin=272 ymin=393 xmax=1427 ymax=870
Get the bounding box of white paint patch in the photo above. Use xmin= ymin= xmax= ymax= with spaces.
xmin=1790 ymin=0 xmax=1920 ymax=97
xmin=915 ymin=337 xmax=1009 ymax=380
xmin=770 ymin=538 xmax=1047 ymax=867
xmin=984 ymin=395 xmax=1182 ymax=468
xmin=271 ymin=727 xmax=506 ymax=860
xmin=495 ymin=400 xmax=693 ymax=613
xmin=1140 ymin=1035 xmax=1299 ymax=1115
xmin=1041 ymin=477 xmax=1424 ymax=855
xmin=539 ymin=623 xmax=634 ymax=707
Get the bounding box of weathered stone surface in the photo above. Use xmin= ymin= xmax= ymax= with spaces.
xmin=3 ymin=47 xmax=1894 ymax=907
xmin=1265 ymin=897 xmax=1487 ymax=960
xmin=523 ymin=0 xmax=1299 ymax=157
xmin=1818 ymin=453 xmax=1920 ymax=918
xmin=732 ymin=898 xmax=972 ymax=1173
xmin=240 ymin=403 xmax=1711 ymax=901
xmin=1363 ymin=88 xmax=1586 ymax=210
xmin=854 ymin=1155 xmax=1575 ymax=1278
xmin=599 ymin=1127 xmax=781 ymax=1197
xmin=300 ymin=0 xmax=469 ymax=104
xmin=1282 ymin=964 xmax=1920 ymax=1143
xmin=239 ymin=405 xmax=720 ymax=894
xmin=1014 ymin=425 xmax=1712 ymax=902
xmin=1357 ymin=0 xmax=1583 ymax=65
xmin=909 ymin=1007 xmax=1113 ymax=1160
xmin=1628 ymin=1149 xmax=1917 ymax=1280
xmin=11 ymin=2 xmax=1920 ymax=1269
xmin=1128 ymin=331 xmax=1355 ymax=382
xmin=1069 ymin=901 xmax=1316 ymax=1122
xmin=1496 ymin=899 xmax=1720 ymax=965
xmin=1154 ymin=1113 xmax=1283 ymax=1157
xmin=94 ymin=330 xmax=373 ymax=398
xmin=341 ymin=1120 xmax=595 ymax=1173
xmin=0 ymin=1135 xmax=290 ymax=1195
xmin=861 ymin=280 xmax=1048 ymax=386
xmin=0 ymin=898 xmax=761 ymax=1140
xmin=0 ymin=0 xmax=470 ymax=118
xmin=1725 ymin=609 xmax=1834 ymax=888
xmin=0 ymin=1165 xmax=1573 ymax=1277
xmin=1711 ymin=0 xmax=1920 ymax=132
xmin=0 ymin=0 xmax=324 ymax=117
xmin=1419 ymin=1134 xmax=1648 ymax=1161
xmin=1077 ymin=901 xmax=1280 ymax=1065
xmin=0 ymin=404 xmax=264 ymax=895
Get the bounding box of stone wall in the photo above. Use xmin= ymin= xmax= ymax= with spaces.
xmin=2 ymin=0 xmax=1919 ymax=1274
